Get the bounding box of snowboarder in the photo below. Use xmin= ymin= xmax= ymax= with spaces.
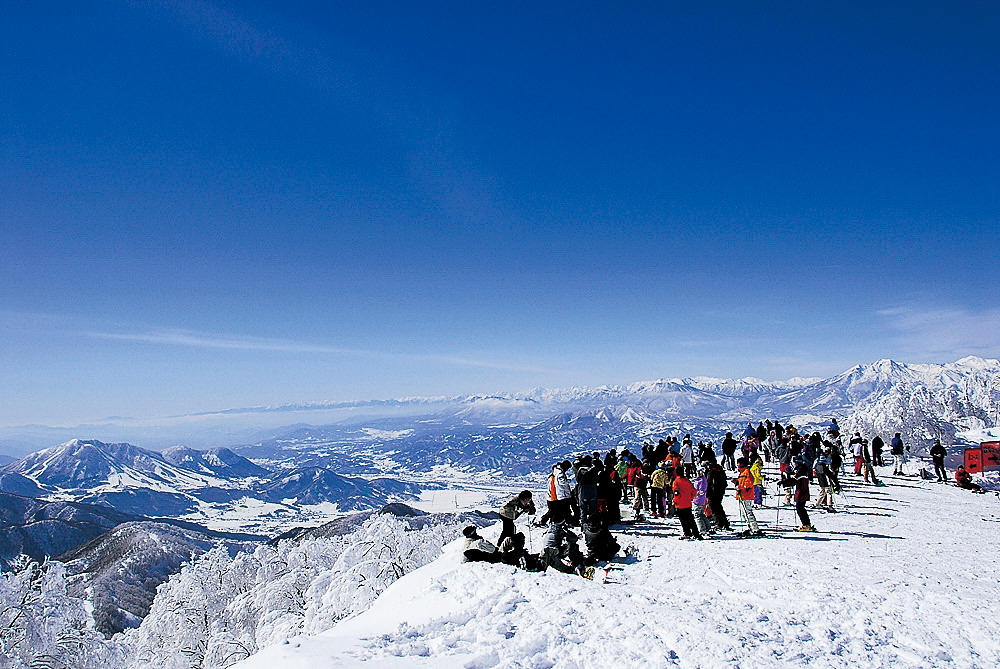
xmin=540 ymin=521 xmax=586 ymax=575
xmin=930 ymin=440 xmax=948 ymax=482
xmin=955 ymin=465 xmax=985 ymax=492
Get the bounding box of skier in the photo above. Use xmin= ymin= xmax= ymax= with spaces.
xmin=649 ymin=461 xmax=668 ymax=518
xmin=827 ymin=418 xmax=841 ymax=441
xmin=693 ymin=466 xmax=712 ymax=536
xmin=930 ymin=440 xmax=948 ymax=482
xmin=706 ymin=460 xmax=731 ymax=531
xmin=871 ymin=435 xmax=885 ymax=467
xmin=750 ymin=456 xmax=765 ymax=506
xmin=851 ymin=433 xmax=865 ymax=476
xmin=615 ymin=454 xmax=629 ymax=503
xmin=825 ymin=441 xmax=843 ymax=493
xmin=734 ymin=457 xmax=763 ymax=537
xmin=681 ymin=435 xmax=696 ymax=478
xmin=861 ymin=438 xmax=881 ymax=485
xmin=775 ymin=435 xmax=792 ymax=476
xmin=814 ymin=451 xmax=833 ymax=510
xmin=721 ymin=432 xmax=739 ymax=470
xmin=498 ymin=491 xmax=536 ymax=545
xmin=890 ymin=433 xmax=908 ymax=475
xmin=672 ymin=469 xmax=703 ymax=540
xmin=630 ymin=459 xmax=650 ymax=520
xmin=793 ymin=459 xmax=815 ymax=531
xmin=697 ymin=440 xmax=716 ymax=465
xmin=574 ymin=455 xmax=600 ymax=527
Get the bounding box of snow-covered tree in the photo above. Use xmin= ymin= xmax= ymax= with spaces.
xmin=115 ymin=514 xmax=465 ymax=668
xmin=0 ymin=562 xmax=119 ymax=669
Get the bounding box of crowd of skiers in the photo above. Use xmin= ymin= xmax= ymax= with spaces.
xmin=462 ymin=419 xmax=989 ymax=575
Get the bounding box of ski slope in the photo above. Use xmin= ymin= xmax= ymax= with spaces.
xmin=234 ymin=468 xmax=1000 ymax=669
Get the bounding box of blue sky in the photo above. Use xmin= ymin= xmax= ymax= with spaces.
xmin=2 ymin=1 xmax=999 ymax=427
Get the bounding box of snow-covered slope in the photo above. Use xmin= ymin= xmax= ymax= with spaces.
xmin=233 ymin=469 xmax=1000 ymax=669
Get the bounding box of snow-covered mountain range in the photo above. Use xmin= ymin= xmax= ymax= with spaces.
xmin=2 ymin=356 xmax=997 ymax=566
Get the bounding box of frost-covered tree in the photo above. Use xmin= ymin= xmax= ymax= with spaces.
xmin=115 ymin=514 xmax=464 ymax=669
xmin=0 ymin=562 xmax=119 ymax=669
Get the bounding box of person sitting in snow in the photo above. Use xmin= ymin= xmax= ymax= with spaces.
xmin=462 ymin=526 xmax=499 ymax=563
xmin=955 ymin=466 xmax=985 ymax=493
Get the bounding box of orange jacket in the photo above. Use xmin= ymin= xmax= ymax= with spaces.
xmin=736 ymin=467 xmax=755 ymax=501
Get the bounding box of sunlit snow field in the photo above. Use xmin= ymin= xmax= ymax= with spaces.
xmin=235 ymin=461 xmax=1000 ymax=669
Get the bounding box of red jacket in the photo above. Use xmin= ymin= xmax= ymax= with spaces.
xmin=672 ymin=476 xmax=696 ymax=509
xmin=626 ymin=464 xmax=641 ymax=486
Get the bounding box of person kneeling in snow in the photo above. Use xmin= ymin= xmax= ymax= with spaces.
xmin=955 ymin=466 xmax=985 ymax=493
xmin=541 ymin=521 xmax=587 ymax=575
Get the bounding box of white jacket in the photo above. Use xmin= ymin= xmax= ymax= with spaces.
xmin=549 ymin=466 xmax=573 ymax=501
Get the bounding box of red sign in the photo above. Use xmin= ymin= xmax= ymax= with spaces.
xmin=982 ymin=441 xmax=1000 ymax=472
xmin=965 ymin=448 xmax=983 ymax=473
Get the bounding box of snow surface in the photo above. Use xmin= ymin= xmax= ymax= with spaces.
xmin=234 ymin=465 xmax=1000 ymax=669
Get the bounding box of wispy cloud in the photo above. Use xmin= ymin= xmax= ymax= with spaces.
xmin=80 ymin=326 xmax=559 ymax=374
xmin=82 ymin=328 xmax=365 ymax=355
xmin=877 ymin=305 xmax=1000 ymax=360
